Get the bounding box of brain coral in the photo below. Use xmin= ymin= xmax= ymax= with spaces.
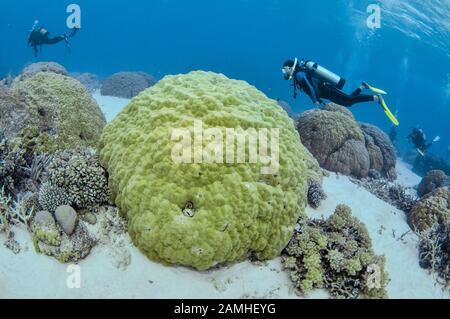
xmin=19 ymin=62 xmax=68 ymax=81
xmin=101 ymin=72 xmax=157 ymax=99
xmin=417 ymin=170 xmax=448 ymax=198
xmin=408 ymin=187 xmax=450 ymax=232
xmin=360 ymin=123 xmax=397 ymax=179
xmin=296 ymin=108 xmax=370 ymax=179
xmin=9 ymin=72 xmax=106 ymax=154
xmin=100 ymin=71 xmax=317 ymax=270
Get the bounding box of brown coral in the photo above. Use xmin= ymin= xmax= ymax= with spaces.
xmin=296 ymin=108 xmax=370 ymax=179
xmin=360 ymin=123 xmax=397 ymax=179
xmin=408 ymin=187 xmax=450 ymax=232
xmin=417 ymin=170 xmax=448 ymax=198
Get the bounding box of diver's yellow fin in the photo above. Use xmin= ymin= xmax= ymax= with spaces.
xmin=380 ymin=98 xmax=399 ymax=126
xmin=367 ymin=84 xmax=387 ymax=95
xmin=417 ymin=148 xmax=425 ymax=157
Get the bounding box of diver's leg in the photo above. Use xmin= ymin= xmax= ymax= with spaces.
xmin=321 ymin=84 xmax=366 ymax=107
xmin=44 ymin=35 xmax=66 ymax=45
xmin=350 ymin=83 xmax=367 ymax=96
xmin=33 ymin=45 xmax=38 ymax=57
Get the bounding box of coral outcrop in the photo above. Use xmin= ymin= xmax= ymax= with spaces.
xmin=296 ymin=107 xmax=370 ymax=179
xmin=408 ymin=187 xmax=450 ymax=232
xmin=282 ymin=205 xmax=388 ymax=299
xmin=19 ymin=62 xmax=68 ymax=81
xmin=72 ymin=72 xmax=102 ymax=93
xmin=100 ymin=71 xmax=319 ymax=270
xmin=419 ymin=221 xmax=450 ymax=287
xmin=360 ymin=123 xmax=397 ymax=180
xmin=307 ymin=180 xmax=327 ymax=209
xmin=47 ymin=147 xmax=109 ymax=209
xmin=296 ymin=105 xmax=396 ymax=179
xmin=417 ymin=170 xmax=448 ymax=198
xmin=6 ymin=72 xmax=106 ymax=154
xmin=101 ymin=71 xmax=157 ymax=98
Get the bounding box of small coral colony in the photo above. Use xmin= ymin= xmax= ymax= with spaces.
xmin=0 ymin=62 xmax=449 ymax=298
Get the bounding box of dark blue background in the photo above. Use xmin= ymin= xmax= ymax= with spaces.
xmin=0 ymin=0 xmax=449 ymax=157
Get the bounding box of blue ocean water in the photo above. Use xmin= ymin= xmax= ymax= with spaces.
xmin=1 ymin=0 xmax=449 ymax=157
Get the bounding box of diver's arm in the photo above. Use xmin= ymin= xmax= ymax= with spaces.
xmin=296 ymin=72 xmax=319 ymax=104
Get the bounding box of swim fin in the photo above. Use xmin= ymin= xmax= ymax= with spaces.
xmin=378 ymin=96 xmax=399 ymax=126
xmin=365 ymin=82 xmax=387 ymax=95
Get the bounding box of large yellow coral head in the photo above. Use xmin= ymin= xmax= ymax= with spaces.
xmin=100 ymin=71 xmax=314 ymax=270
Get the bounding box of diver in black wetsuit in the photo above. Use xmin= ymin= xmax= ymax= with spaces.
xmin=28 ymin=21 xmax=79 ymax=57
xmin=282 ymin=58 xmax=399 ymax=126
xmin=407 ymin=128 xmax=440 ymax=156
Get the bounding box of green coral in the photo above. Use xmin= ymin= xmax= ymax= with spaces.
xmin=10 ymin=72 xmax=106 ymax=154
xmin=282 ymin=205 xmax=389 ymax=299
xmin=100 ymin=71 xmax=317 ymax=270
xmin=47 ymin=147 xmax=109 ymax=209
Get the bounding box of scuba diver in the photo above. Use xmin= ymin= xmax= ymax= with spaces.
xmin=407 ymin=128 xmax=440 ymax=156
xmin=282 ymin=58 xmax=399 ymax=126
xmin=28 ymin=20 xmax=79 ymax=57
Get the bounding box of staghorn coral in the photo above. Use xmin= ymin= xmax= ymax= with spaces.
xmin=101 ymin=71 xmax=157 ymax=98
xmin=282 ymin=205 xmax=388 ymax=299
xmin=296 ymin=107 xmax=370 ymax=179
xmin=418 ymin=221 xmax=450 ymax=288
xmin=9 ymin=192 xmax=35 ymax=232
xmin=360 ymin=123 xmax=397 ymax=180
xmin=38 ymin=182 xmax=73 ymax=213
xmin=417 ymin=170 xmax=448 ymax=198
xmin=0 ymin=134 xmax=28 ymax=195
xmin=307 ymin=180 xmax=327 ymax=209
xmin=350 ymin=177 xmax=418 ymax=213
xmin=100 ymin=71 xmax=318 ymax=270
xmin=8 ymin=72 xmax=106 ymax=155
xmin=408 ymin=187 xmax=450 ymax=232
xmin=47 ymin=147 xmax=109 ymax=209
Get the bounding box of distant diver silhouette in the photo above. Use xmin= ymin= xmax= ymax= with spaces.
xmin=282 ymin=58 xmax=399 ymax=126
xmin=407 ymin=127 xmax=440 ymax=156
xmin=28 ymin=20 xmax=79 ymax=57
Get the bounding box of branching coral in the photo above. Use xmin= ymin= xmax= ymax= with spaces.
xmin=47 ymin=147 xmax=109 ymax=209
xmin=418 ymin=221 xmax=450 ymax=288
xmin=282 ymin=205 xmax=389 ymax=299
xmin=9 ymin=192 xmax=35 ymax=232
xmin=350 ymin=177 xmax=418 ymax=213
xmin=0 ymin=134 xmax=28 ymax=195
xmin=38 ymin=182 xmax=73 ymax=213
xmin=0 ymin=186 xmax=11 ymax=233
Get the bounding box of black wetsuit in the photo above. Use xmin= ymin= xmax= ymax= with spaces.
xmin=294 ymin=66 xmax=375 ymax=107
xmin=408 ymin=129 xmax=432 ymax=153
xmin=28 ymin=28 xmax=78 ymax=57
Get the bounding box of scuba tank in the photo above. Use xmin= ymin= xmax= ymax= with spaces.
xmin=304 ymin=61 xmax=346 ymax=90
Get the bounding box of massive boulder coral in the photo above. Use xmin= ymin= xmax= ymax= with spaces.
xmin=72 ymin=72 xmax=102 ymax=93
xmin=101 ymin=71 xmax=157 ymax=99
xmin=18 ymin=62 xmax=68 ymax=81
xmin=408 ymin=187 xmax=450 ymax=232
xmin=417 ymin=170 xmax=448 ymax=198
xmin=360 ymin=123 xmax=397 ymax=179
xmin=296 ymin=107 xmax=370 ymax=179
xmin=296 ymin=105 xmax=397 ymax=179
xmin=100 ymin=71 xmax=319 ymax=270
xmin=5 ymin=72 xmax=106 ymax=154
xmin=282 ymin=205 xmax=388 ymax=299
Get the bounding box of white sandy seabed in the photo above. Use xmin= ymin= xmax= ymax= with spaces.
xmin=0 ymin=94 xmax=448 ymax=299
